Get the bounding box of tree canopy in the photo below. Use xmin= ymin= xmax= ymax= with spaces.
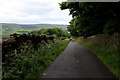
xmin=59 ymin=2 xmax=120 ymax=37
xmin=30 ymin=28 xmax=70 ymax=37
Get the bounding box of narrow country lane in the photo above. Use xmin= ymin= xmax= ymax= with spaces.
xmin=39 ymin=41 xmax=117 ymax=79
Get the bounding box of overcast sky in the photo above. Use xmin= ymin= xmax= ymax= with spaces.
xmin=0 ymin=0 xmax=72 ymax=24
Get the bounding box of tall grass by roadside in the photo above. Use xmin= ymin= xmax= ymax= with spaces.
xmin=75 ymin=35 xmax=120 ymax=79
xmin=2 ymin=40 xmax=69 ymax=79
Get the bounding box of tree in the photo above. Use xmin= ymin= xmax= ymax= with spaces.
xmin=59 ymin=2 xmax=120 ymax=37
xmin=30 ymin=28 xmax=70 ymax=37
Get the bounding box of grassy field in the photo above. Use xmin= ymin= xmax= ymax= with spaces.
xmin=3 ymin=40 xmax=69 ymax=79
xmin=1 ymin=23 xmax=67 ymax=38
xmin=75 ymin=36 xmax=120 ymax=79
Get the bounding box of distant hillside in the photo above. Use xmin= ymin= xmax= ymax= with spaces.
xmin=1 ymin=23 xmax=68 ymax=38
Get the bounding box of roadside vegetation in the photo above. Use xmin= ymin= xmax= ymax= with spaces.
xmin=2 ymin=28 xmax=70 ymax=79
xmin=3 ymin=40 xmax=69 ymax=79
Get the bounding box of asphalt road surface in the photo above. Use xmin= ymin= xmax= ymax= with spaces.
xmin=39 ymin=41 xmax=117 ymax=79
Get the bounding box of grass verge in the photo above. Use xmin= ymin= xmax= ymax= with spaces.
xmin=3 ymin=40 xmax=69 ymax=79
xmin=75 ymin=38 xmax=120 ymax=79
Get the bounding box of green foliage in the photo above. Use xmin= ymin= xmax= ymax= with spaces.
xmin=67 ymin=19 xmax=79 ymax=37
xmin=59 ymin=2 xmax=120 ymax=37
xmin=30 ymin=28 xmax=70 ymax=37
xmin=104 ymin=20 xmax=120 ymax=34
xmin=3 ymin=40 xmax=69 ymax=79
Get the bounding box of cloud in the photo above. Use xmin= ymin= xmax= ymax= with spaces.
xmin=0 ymin=0 xmax=71 ymax=24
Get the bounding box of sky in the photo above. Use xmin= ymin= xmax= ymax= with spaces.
xmin=0 ymin=0 xmax=72 ymax=25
